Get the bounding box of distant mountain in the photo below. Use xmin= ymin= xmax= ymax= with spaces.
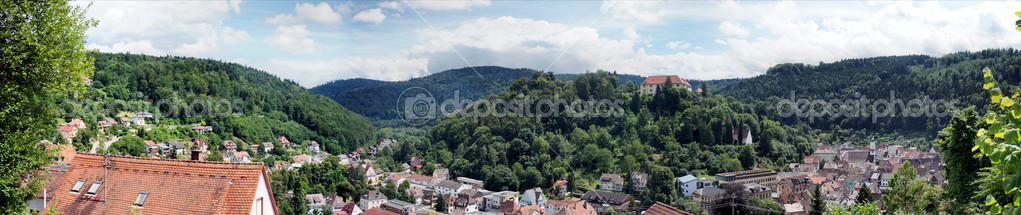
xmin=324 ymin=66 xmax=540 ymax=126
xmin=309 ymin=78 xmax=388 ymax=96
xmin=716 ymin=49 xmax=1021 ymax=135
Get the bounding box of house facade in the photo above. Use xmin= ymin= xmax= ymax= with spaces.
xmin=639 ymin=75 xmax=692 ymax=94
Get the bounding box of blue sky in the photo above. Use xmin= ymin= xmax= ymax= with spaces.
xmin=79 ymin=0 xmax=1021 ymax=87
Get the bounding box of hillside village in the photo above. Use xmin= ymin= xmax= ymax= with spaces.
xmin=34 ymin=76 xmax=947 ymax=215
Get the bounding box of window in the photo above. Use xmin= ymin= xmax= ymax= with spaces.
xmin=255 ymin=197 xmax=263 ymax=215
xmin=71 ymin=179 xmax=86 ymax=193
xmin=134 ymin=192 xmax=148 ymax=207
xmin=86 ymin=182 xmax=102 ymax=196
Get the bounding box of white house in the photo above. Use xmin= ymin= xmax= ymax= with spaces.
xmin=676 ymin=174 xmax=698 ymax=197
xmin=359 ymin=190 xmax=387 ymax=209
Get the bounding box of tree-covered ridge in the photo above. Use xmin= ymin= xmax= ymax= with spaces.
xmin=86 ymin=52 xmax=374 ymax=151
xmin=375 ymin=71 xmax=816 ymax=208
xmin=717 ymin=49 xmax=1021 ymax=136
xmin=325 ymin=66 xmax=540 ymax=125
xmin=308 ymin=78 xmax=388 ymax=96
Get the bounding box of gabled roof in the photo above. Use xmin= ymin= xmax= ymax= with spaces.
xmin=644 ymin=202 xmax=692 ymax=215
xmin=437 ymin=179 xmax=463 ymax=190
xmin=677 ymin=174 xmax=697 ymax=183
xmin=641 ymin=75 xmax=691 ymax=87
xmin=47 ymin=153 xmax=274 ymax=214
xmin=362 ymin=190 xmax=387 ymax=201
xmin=580 ymin=191 xmax=631 ymax=204
xmin=600 ymin=173 xmax=624 ymax=185
xmin=57 ymin=125 xmax=76 ymax=132
xmin=143 ymin=140 xmax=157 ymax=148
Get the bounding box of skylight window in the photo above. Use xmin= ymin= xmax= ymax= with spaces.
xmin=134 ymin=192 xmax=148 ymax=207
xmin=70 ymin=179 xmax=86 ymax=193
xmin=86 ymin=182 xmax=102 ymax=196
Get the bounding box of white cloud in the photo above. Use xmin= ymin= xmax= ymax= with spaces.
xmin=256 ymin=57 xmax=429 ymax=87
xmin=263 ymin=25 xmax=316 ymax=54
xmin=86 ymin=40 xmax=166 ymax=56
xmin=666 ymin=41 xmax=690 ymax=50
xmin=719 ymin=21 xmax=750 ymax=37
xmin=378 ymin=1 xmax=402 ymax=12
xmin=353 ymin=8 xmax=386 ymax=24
xmin=601 ymin=0 xmax=668 ymax=22
xmin=220 ymin=27 xmax=253 ymax=44
xmin=267 ymin=2 xmax=344 ymax=26
xmin=405 ymin=0 xmax=491 ymax=11
xmin=79 ymin=1 xmax=239 ymax=57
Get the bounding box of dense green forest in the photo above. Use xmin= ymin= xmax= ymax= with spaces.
xmin=369 ymin=70 xmax=817 ymax=209
xmin=717 ymin=49 xmax=1021 ymax=138
xmin=308 ymin=78 xmax=387 ymax=96
xmin=320 ymin=66 xmax=540 ymax=126
xmin=64 ymin=53 xmax=374 ymax=154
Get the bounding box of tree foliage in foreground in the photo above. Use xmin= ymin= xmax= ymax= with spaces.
xmin=974 ymin=67 xmax=1021 ymax=214
xmin=0 ymin=0 xmax=95 ymax=213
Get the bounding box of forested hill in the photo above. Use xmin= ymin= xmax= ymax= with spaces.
xmin=323 ymin=66 xmax=540 ymax=126
xmin=716 ymin=49 xmax=1021 ymax=135
xmin=86 ymin=53 xmax=374 ymax=152
xmin=309 ymin=78 xmax=388 ymax=96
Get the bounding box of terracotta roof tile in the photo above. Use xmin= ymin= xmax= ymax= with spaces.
xmin=641 ymin=75 xmax=691 ymax=87
xmin=47 ymin=153 xmax=274 ymax=215
xmin=644 ymin=202 xmax=692 ymax=215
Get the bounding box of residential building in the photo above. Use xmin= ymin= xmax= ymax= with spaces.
xmin=57 ymin=125 xmax=77 ymax=140
xmin=360 ymin=190 xmax=388 ymax=210
xmin=544 ymin=199 xmax=596 ymax=215
xmin=229 ymin=151 xmax=252 ymax=162
xmin=339 ymin=203 xmax=363 ymax=215
xmin=433 ymin=168 xmax=449 ymax=179
xmin=715 ymin=169 xmax=779 ymax=188
xmin=308 ymin=141 xmax=320 ymax=153
xmin=457 ymin=177 xmax=484 ymax=189
xmin=743 ymin=183 xmax=772 ymax=200
xmin=381 ymin=199 xmax=416 ymax=215
xmin=693 ymin=187 xmax=725 ymax=210
xmin=580 ymin=191 xmax=632 ymax=213
xmin=639 ymin=75 xmax=692 ymax=94
xmin=676 ymin=175 xmax=698 ymax=197
xmin=68 ymin=118 xmax=87 ymax=129
xmin=449 ymin=193 xmax=479 ymax=215
xmin=45 ymin=153 xmax=276 ymax=214
xmin=482 ymin=191 xmax=518 ymax=212
xmin=436 ymin=180 xmax=464 ymax=196
xmin=599 ymin=173 xmax=624 ymax=192
xmin=278 ymin=136 xmax=290 ymax=147
xmin=814 ymin=149 xmax=837 ymax=162
xmin=191 ymin=125 xmax=212 ymax=134
xmin=262 ymin=142 xmax=275 ymax=152
xmin=143 ymin=140 xmax=159 ymax=156
xmin=630 ymin=172 xmax=649 ymax=194
xmin=222 ymin=140 xmax=237 ymax=152
xmin=166 ymin=141 xmax=185 ymax=155
xmin=307 ymin=193 xmax=329 ymax=212
xmin=519 ymin=187 xmax=548 ymax=208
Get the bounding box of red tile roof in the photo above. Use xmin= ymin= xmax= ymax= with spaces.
xmin=52 ymin=144 xmax=77 ymax=166
xmin=407 ymin=174 xmax=434 ymax=182
xmin=641 ymin=75 xmax=691 ymax=88
xmin=47 ymin=153 xmax=274 ymax=215
xmin=363 ymin=208 xmax=399 ymax=215
xmin=143 ymin=140 xmax=157 ymax=148
xmin=57 ymin=126 xmax=76 ymax=132
xmin=643 ymin=202 xmax=692 ymax=215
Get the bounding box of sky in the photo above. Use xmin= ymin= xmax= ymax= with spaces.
xmin=78 ymin=0 xmax=1021 ymax=88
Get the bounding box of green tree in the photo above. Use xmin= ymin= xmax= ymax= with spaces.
xmin=290 ymin=187 xmax=309 ymax=214
xmin=434 ymin=193 xmax=448 ymax=212
xmin=973 ymin=67 xmax=1021 ymax=214
xmin=107 ymin=136 xmax=146 ymax=156
xmin=937 ymin=107 xmax=985 ymax=210
xmin=739 ymin=146 xmax=756 ymax=169
xmin=0 ymin=0 xmax=96 ymax=212
xmin=855 ymin=185 xmax=872 ymax=204
xmin=828 ymin=202 xmax=881 ymax=215
xmin=883 ymin=161 xmax=917 ymax=212
xmin=811 ymin=184 xmax=825 ymax=215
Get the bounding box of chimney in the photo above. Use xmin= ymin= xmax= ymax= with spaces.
xmin=191 ymin=149 xmax=201 ymax=160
